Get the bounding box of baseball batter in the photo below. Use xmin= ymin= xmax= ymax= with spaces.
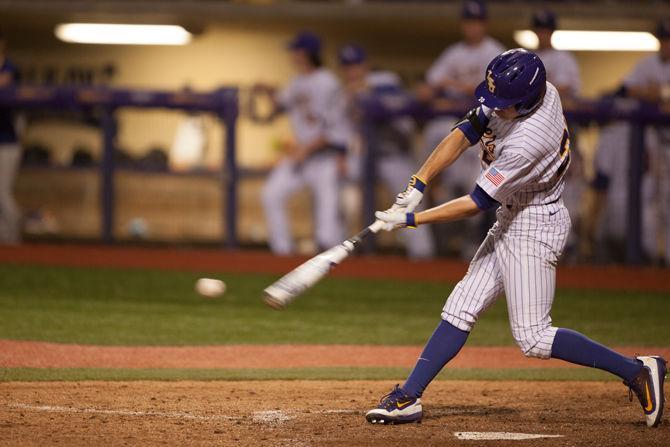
xmin=365 ymin=49 xmax=666 ymax=427
xmin=261 ymin=31 xmax=347 ymax=255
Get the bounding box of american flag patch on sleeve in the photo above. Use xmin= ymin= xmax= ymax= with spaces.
xmin=485 ymin=167 xmax=505 ymax=186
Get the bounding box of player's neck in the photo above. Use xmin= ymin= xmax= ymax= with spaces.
xmin=300 ymin=66 xmax=318 ymax=75
xmin=464 ymin=36 xmax=486 ymax=47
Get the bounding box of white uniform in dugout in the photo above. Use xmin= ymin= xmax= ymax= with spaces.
xmin=262 ymin=67 xmax=348 ymax=255
xmin=442 ymin=82 xmax=571 ymax=357
xmin=624 ymin=51 xmax=670 ymax=264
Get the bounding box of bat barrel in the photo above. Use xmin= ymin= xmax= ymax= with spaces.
xmin=262 ymin=221 xmax=381 ymax=310
xmin=263 ymin=290 xmax=288 ymax=310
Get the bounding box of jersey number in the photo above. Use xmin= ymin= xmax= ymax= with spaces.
xmin=556 ymin=128 xmax=571 ymax=178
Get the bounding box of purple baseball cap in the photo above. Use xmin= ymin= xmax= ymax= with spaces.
xmin=338 ymin=44 xmax=367 ymax=65
xmin=288 ymin=31 xmax=322 ymax=54
xmin=462 ymin=0 xmax=487 ymax=20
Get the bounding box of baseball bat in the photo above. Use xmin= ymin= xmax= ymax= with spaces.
xmin=263 ymin=220 xmax=385 ymax=310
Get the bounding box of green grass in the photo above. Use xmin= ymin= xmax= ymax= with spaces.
xmin=0 ymin=367 xmax=615 ymax=382
xmin=0 ymin=264 xmax=668 ymax=347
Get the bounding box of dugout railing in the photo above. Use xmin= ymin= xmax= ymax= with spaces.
xmin=0 ymin=85 xmax=239 ymax=247
xmin=2 ymin=85 xmax=668 ymax=264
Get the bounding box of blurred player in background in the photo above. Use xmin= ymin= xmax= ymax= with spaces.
xmin=261 ymin=31 xmax=347 ymax=255
xmin=531 ymin=10 xmax=580 ymax=102
xmin=583 ymin=87 xmax=658 ymax=262
xmin=419 ymin=0 xmax=504 ymax=258
xmin=0 ymin=31 xmax=20 ymax=245
xmin=531 ymin=9 xmax=584 ymax=261
xmin=337 ymin=44 xmax=434 ymax=259
xmin=622 ymin=18 xmax=670 ymax=265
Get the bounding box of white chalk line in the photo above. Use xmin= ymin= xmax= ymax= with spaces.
xmin=9 ymin=403 xmax=236 ymax=421
xmin=8 ymin=403 xmax=358 ymax=424
xmin=252 ymin=410 xmax=293 ymax=425
xmin=455 ymin=432 xmax=564 ymax=441
xmin=319 ymin=409 xmax=357 ymax=414
xmin=6 ymin=406 xmax=566 ymax=436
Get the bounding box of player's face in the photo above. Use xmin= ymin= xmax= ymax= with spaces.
xmin=461 ymin=19 xmax=486 ymax=44
xmin=535 ymin=28 xmax=553 ymax=50
xmin=340 ymin=63 xmax=367 ymax=84
xmin=496 ymin=106 xmax=520 ymax=120
xmin=289 ymin=50 xmax=310 ymax=73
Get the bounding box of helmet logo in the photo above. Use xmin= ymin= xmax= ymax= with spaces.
xmin=486 ymin=70 xmax=495 ymax=93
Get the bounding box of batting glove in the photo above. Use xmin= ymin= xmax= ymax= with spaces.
xmin=390 ymin=175 xmax=426 ymax=213
xmin=374 ymin=210 xmax=417 ymax=231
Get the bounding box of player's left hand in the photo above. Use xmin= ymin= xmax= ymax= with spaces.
xmin=389 ymin=175 xmax=426 ymax=213
xmin=374 ymin=209 xmax=416 ymax=231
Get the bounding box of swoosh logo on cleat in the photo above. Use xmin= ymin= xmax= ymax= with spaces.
xmin=396 ymin=400 xmax=413 ymax=409
xmin=644 ymin=382 xmax=654 ymax=412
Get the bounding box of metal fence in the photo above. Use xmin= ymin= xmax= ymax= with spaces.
xmin=0 ymin=85 xmax=239 ymax=247
xmin=358 ymin=91 xmax=670 ymax=264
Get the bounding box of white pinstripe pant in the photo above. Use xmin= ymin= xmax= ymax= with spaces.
xmin=442 ymin=202 xmax=571 ymax=359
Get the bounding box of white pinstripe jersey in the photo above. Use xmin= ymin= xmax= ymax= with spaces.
xmin=277 ymin=68 xmax=349 ymax=148
xmin=476 ymin=82 xmax=570 ymax=208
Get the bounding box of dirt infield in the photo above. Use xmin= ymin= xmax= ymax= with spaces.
xmin=2 ymin=380 xmax=668 ymax=446
xmin=3 ymin=340 xmax=670 ymax=370
xmin=2 ymin=244 xmax=670 ymax=292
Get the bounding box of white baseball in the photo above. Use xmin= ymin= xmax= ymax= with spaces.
xmin=195 ymin=278 xmax=226 ymax=298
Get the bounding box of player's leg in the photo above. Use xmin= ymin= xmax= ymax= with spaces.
xmin=303 ymin=153 xmax=344 ymax=250
xmin=499 ymin=208 xmax=665 ymax=427
xmin=366 ymin=227 xmax=504 ymax=424
xmin=261 ymin=159 xmax=305 ymax=255
xmin=377 ymin=155 xmax=435 ymax=259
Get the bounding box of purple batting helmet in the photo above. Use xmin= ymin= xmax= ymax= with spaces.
xmin=475 ymin=48 xmax=546 ymax=115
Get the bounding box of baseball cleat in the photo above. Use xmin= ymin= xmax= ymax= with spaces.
xmin=365 ymin=385 xmax=422 ymax=425
xmin=624 ymin=356 xmax=667 ymax=427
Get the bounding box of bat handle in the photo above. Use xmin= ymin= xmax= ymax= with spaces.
xmin=346 ymin=220 xmax=384 ymax=250
xmin=368 ymin=219 xmax=385 ymax=233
